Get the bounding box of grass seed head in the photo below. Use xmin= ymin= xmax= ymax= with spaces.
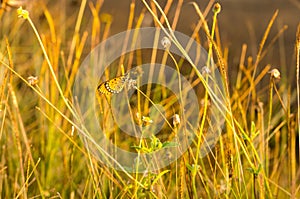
xmin=269 ymin=68 xmax=281 ymax=79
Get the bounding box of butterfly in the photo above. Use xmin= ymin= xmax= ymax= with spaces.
xmin=97 ymin=73 xmax=130 ymax=95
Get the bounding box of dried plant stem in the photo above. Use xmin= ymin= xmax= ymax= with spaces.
xmin=247 ymin=10 xmax=278 ymax=108
xmin=296 ymin=24 xmax=300 ymax=158
xmin=66 ymin=0 xmax=87 ymax=69
xmin=267 ymin=77 xmax=274 ymax=178
xmin=295 ymin=24 xmax=300 ymax=199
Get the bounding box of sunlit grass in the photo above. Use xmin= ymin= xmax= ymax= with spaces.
xmin=0 ymin=0 xmax=299 ymax=198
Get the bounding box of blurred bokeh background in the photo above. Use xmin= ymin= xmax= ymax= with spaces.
xmin=2 ymin=0 xmax=299 ymax=82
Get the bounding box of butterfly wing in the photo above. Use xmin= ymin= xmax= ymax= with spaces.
xmin=97 ymin=73 xmax=129 ymax=95
xmin=97 ymin=82 xmax=111 ymax=95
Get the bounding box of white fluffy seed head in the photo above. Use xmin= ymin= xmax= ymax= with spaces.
xmin=269 ymin=68 xmax=281 ymax=79
xmin=161 ymin=36 xmax=171 ymax=49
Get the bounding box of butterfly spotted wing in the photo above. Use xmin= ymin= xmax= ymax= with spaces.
xmin=97 ymin=73 xmax=129 ymax=95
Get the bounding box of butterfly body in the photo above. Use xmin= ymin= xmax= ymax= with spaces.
xmin=97 ymin=73 xmax=129 ymax=95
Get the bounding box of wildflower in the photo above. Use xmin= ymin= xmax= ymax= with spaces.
xmin=172 ymin=114 xmax=180 ymax=126
xmin=212 ymin=3 xmax=221 ymax=14
xmin=268 ymin=68 xmax=280 ymax=79
xmin=201 ymin=66 xmax=211 ymax=75
xmin=161 ymin=36 xmax=171 ymax=49
xmin=27 ymin=76 xmax=38 ymax=86
xmin=127 ymin=79 xmax=137 ymax=90
xmin=142 ymin=116 xmax=153 ymax=126
xmin=136 ymin=112 xmax=154 ymax=127
xmin=17 ymin=6 xmax=29 ymax=19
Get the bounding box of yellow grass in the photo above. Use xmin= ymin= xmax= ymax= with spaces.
xmin=0 ymin=0 xmax=299 ymax=198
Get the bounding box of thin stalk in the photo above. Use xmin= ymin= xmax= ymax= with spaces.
xmin=66 ymin=0 xmax=87 ymax=69
xmin=267 ymin=77 xmax=274 ymax=178
xmin=296 ymin=24 xmax=300 ymax=169
xmin=17 ymin=8 xmax=79 ymax=121
xmin=246 ymin=10 xmax=279 ymax=109
xmin=0 ymin=59 xmax=146 ymax=190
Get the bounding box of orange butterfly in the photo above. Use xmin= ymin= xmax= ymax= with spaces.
xmin=97 ymin=73 xmax=129 ymax=95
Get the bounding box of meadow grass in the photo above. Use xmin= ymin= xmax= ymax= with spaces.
xmin=0 ymin=0 xmax=299 ymax=198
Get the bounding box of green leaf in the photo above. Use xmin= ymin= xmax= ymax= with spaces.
xmin=162 ymin=141 xmax=178 ymax=148
xmin=186 ymin=163 xmax=200 ymax=174
xmin=246 ymin=164 xmax=262 ymax=177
